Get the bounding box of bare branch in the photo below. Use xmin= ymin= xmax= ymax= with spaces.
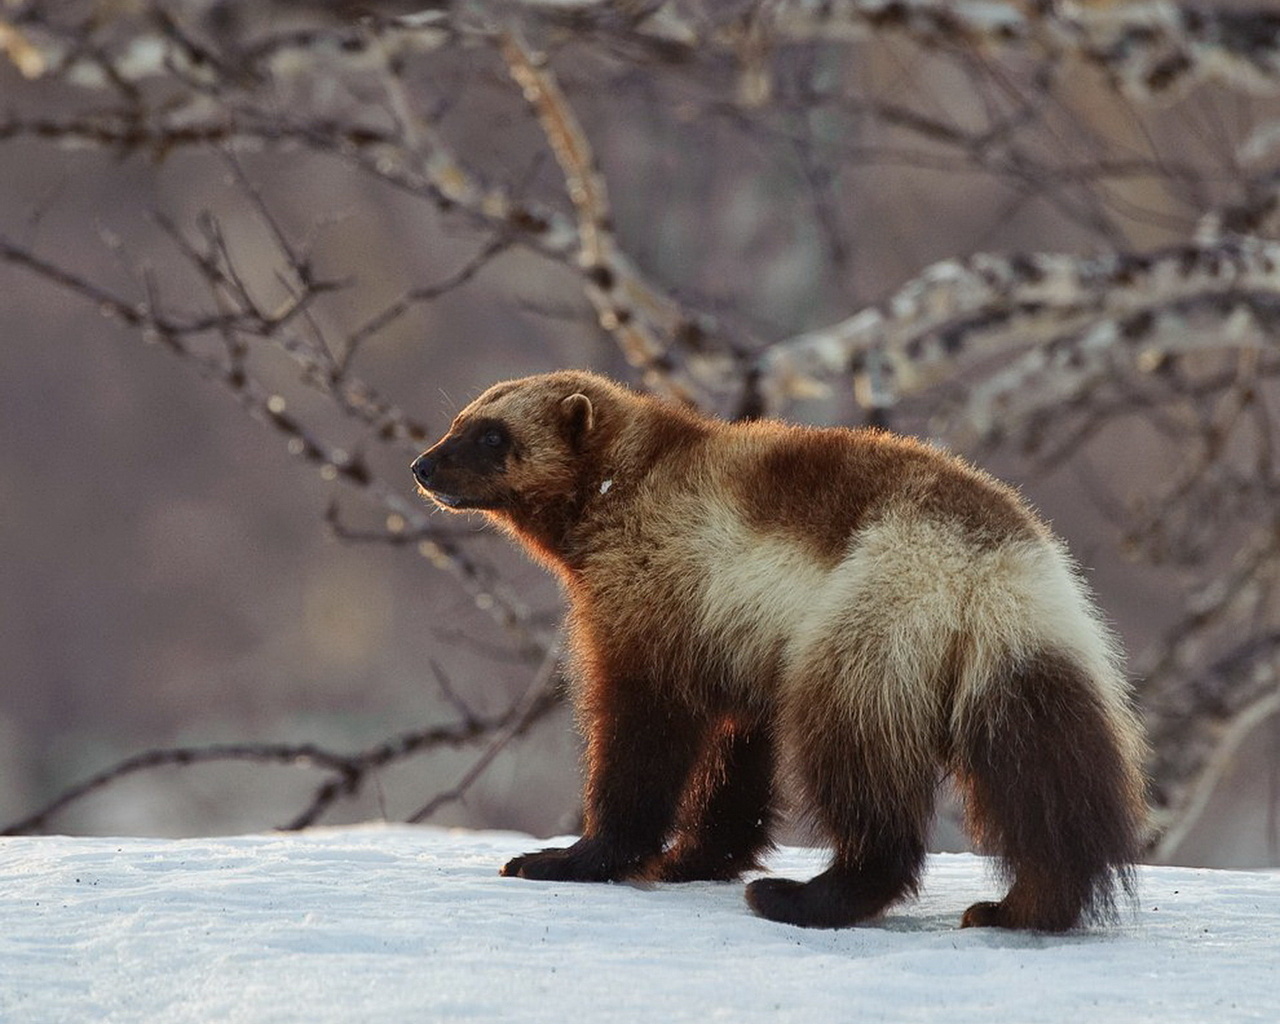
xmin=1 ymin=654 xmax=565 ymax=836
xmin=0 ymin=229 xmax=548 ymax=655
xmin=407 ymin=643 xmax=564 ymax=823
xmin=498 ymin=30 xmax=731 ymax=404
xmin=5 ymin=0 xmax=1280 ymax=856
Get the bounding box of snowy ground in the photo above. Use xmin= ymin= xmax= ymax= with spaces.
xmin=1 ymin=826 xmax=1277 ymax=1023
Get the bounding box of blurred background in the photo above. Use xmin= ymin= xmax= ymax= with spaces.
xmin=2 ymin=0 xmax=1278 ymax=866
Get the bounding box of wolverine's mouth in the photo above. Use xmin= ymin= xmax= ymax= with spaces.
xmin=421 ymin=487 xmax=500 ymax=512
xmin=422 ymin=488 xmax=468 ymax=509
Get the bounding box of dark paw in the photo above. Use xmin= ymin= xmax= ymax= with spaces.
xmin=500 ymin=848 xmax=555 ymax=878
xmin=499 ymin=839 xmax=630 ymax=882
xmin=500 ymin=846 xmax=583 ymax=880
xmin=960 ymin=900 xmax=1004 ymax=929
xmin=746 ymin=867 xmax=889 ymax=929
xmin=745 ymin=877 xmax=811 ymax=922
xmin=960 ymin=897 xmax=1079 ymax=932
xmin=651 ymin=849 xmax=757 ymax=883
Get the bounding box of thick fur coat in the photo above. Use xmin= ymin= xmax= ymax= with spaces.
xmin=412 ymin=371 xmax=1148 ymax=931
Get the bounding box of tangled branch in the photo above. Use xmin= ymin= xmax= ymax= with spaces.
xmin=2 ymin=0 xmax=1279 ymax=857
xmin=2 ymin=650 xmax=564 ymax=835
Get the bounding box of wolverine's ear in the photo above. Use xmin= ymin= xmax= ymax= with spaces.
xmin=560 ymin=393 xmax=595 ymax=446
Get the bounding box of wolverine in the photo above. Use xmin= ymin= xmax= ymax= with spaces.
xmin=411 ymin=370 xmax=1147 ymax=931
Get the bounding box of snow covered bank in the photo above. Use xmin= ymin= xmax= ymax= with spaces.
xmin=2 ymin=826 xmax=1276 ymax=1023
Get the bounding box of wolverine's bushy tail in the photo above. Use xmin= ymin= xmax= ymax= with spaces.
xmin=954 ymin=648 xmax=1146 ymax=931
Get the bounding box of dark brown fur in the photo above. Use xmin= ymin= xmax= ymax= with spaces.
xmin=412 ymin=371 xmax=1147 ymax=932
xmin=731 ymin=426 xmax=1042 ymax=562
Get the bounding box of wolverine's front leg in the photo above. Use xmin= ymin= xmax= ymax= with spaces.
xmin=501 ymin=676 xmax=705 ymax=882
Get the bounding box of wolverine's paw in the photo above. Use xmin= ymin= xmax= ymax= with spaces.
xmin=746 ymin=868 xmax=886 ymax=929
xmin=499 ymin=849 xmax=554 ymax=878
xmin=500 ymin=838 xmax=631 ymax=882
xmin=500 ymin=846 xmax=587 ymax=880
xmin=650 ymin=849 xmax=757 ymax=883
xmin=653 ymin=862 xmax=746 ymax=884
xmin=959 ymin=897 xmax=1079 ymax=932
xmin=745 ymin=877 xmax=813 ymax=924
xmin=959 ymin=900 xmax=1004 ymax=929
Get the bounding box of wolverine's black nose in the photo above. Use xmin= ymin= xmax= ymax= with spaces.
xmin=411 ymin=454 xmax=436 ymax=489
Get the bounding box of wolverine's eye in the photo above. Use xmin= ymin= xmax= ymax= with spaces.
xmin=481 ymin=428 xmax=505 ymax=448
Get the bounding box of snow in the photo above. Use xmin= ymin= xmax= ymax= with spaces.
xmin=2 ymin=826 xmax=1277 ymax=1023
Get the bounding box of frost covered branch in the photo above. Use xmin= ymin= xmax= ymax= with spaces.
xmin=753 ymin=1 xmax=1280 ymax=99
xmin=759 ymin=238 xmax=1280 ymax=431
xmin=12 ymin=2 xmax=1279 ymax=99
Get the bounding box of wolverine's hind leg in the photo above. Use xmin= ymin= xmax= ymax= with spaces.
xmin=746 ymin=678 xmax=935 ymax=928
xmin=746 ymin=827 xmax=927 ymax=929
xmin=954 ymin=649 xmax=1145 ymax=931
xmin=650 ymin=716 xmax=776 ymax=882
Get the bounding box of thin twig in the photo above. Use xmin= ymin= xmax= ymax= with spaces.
xmin=407 ymin=644 xmax=564 ymax=823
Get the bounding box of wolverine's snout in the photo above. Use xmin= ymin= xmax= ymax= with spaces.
xmin=411 ymin=433 xmax=504 ymax=512
xmin=410 ymin=452 xmax=437 ymax=489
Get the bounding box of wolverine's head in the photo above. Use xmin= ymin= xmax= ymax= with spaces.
xmin=411 ymin=372 xmax=608 ymax=517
